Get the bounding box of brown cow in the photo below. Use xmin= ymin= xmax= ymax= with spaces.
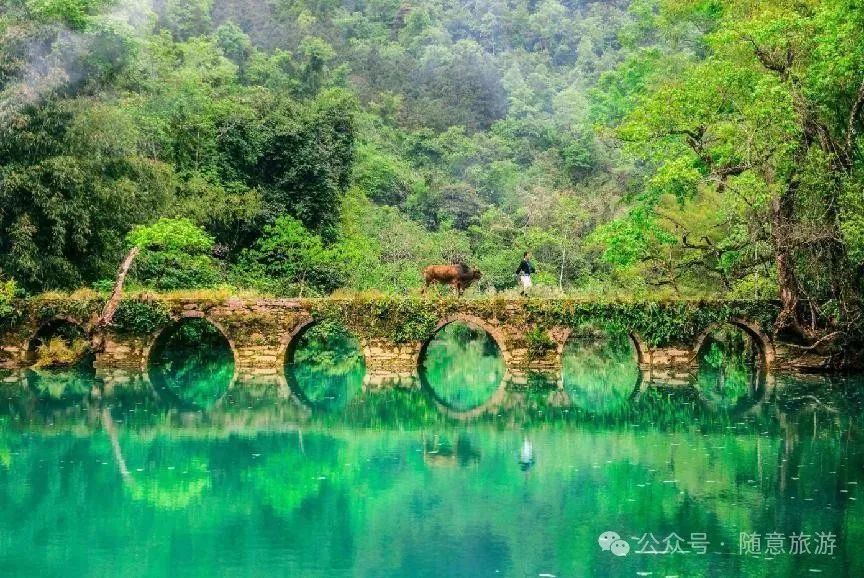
xmin=421 ymin=264 xmax=482 ymax=297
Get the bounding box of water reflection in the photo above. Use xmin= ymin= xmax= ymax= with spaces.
xmin=4 ymin=326 xmax=864 ymax=578
xmin=286 ymin=323 xmax=365 ymax=410
xmin=423 ymin=433 xmax=482 ymax=468
xmin=421 ymin=322 xmax=505 ymax=411
xmin=775 ymin=373 xmax=864 ymax=414
xmin=2 ymin=369 xmax=862 ymax=430
xmin=695 ymin=324 xmax=764 ymax=412
xmin=518 ymin=436 xmax=534 ymax=471
xmin=148 ymin=318 xmax=235 ymax=409
xmin=0 ymin=372 xmax=861 ymax=577
xmin=562 ymin=330 xmax=640 ymax=415
xmin=26 ymin=362 xmax=94 ymax=402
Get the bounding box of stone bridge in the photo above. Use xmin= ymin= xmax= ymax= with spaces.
xmin=0 ymin=296 xmax=828 ymax=392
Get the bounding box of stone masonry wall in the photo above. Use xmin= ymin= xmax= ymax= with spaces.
xmin=0 ymin=297 xmax=836 ymax=395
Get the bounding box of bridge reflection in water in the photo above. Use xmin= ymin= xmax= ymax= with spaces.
xmin=0 ymin=362 xmax=860 ymax=436
xmin=0 ymin=319 xmax=849 ymax=426
xmin=0 ymin=367 xmax=860 ymax=578
xmin=2 ymin=313 xmax=863 ymax=578
xmin=148 ymin=317 xmax=235 ymax=410
xmin=284 ymin=322 xmax=366 ymax=411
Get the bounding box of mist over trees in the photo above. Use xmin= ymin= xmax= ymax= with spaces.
xmin=0 ymin=0 xmax=863 ymax=342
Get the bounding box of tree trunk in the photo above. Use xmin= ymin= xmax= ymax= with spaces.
xmin=97 ymin=246 xmax=140 ymax=328
xmin=771 ymin=195 xmax=798 ymax=316
xmin=770 ymin=184 xmax=819 ymax=342
xmin=559 ymin=238 xmax=566 ymax=290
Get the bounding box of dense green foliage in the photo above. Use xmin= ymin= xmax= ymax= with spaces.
xmin=235 ymin=215 xmax=345 ymax=295
xmin=128 ymin=218 xmax=223 ymax=289
xmin=111 ymin=298 xmax=171 ymax=334
xmin=1 ymin=0 xmax=862 ymax=345
xmin=0 ymin=280 xmax=18 ymax=328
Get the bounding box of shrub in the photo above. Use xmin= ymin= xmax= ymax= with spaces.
xmin=0 ymin=279 xmax=21 ymax=329
xmin=127 ymin=218 xmax=222 ymax=290
xmin=234 ymin=216 xmax=345 ymax=296
xmin=526 ymin=326 xmax=556 ymax=360
xmin=112 ymin=300 xmax=171 ymax=335
xmin=34 ymin=337 xmax=90 ymax=368
xmin=127 ymin=218 xmax=215 ymax=253
xmin=0 ymin=279 xmax=16 ymax=319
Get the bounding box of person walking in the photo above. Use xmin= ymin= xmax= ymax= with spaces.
xmin=516 ymin=251 xmax=535 ymax=296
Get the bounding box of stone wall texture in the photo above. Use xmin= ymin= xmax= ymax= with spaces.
xmin=0 ymin=297 xmax=835 ymax=394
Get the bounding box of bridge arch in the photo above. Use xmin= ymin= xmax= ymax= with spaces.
xmin=143 ymin=313 xmax=239 ymax=404
xmin=417 ymin=314 xmax=511 ymax=411
xmin=629 ymin=332 xmax=648 ymax=367
xmin=556 ymin=328 xmax=648 ymax=370
xmin=418 ymin=314 xmax=512 ymax=369
xmin=280 ymin=316 xmax=368 ymax=408
xmin=23 ymin=316 xmax=91 ymax=366
xmin=278 ymin=316 xmax=318 ymax=370
xmin=691 ymin=317 xmax=774 ymax=369
xmin=279 ymin=317 xmax=369 ymax=369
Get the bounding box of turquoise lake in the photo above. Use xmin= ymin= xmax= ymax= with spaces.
xmin=1 ymin=322 xmax=862 ymax=577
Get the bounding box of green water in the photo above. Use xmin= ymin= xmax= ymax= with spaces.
xmin=0 ymin=324 xmax=863 ymax=577
xmin=562 ymin=331 xmax=641 ymax=414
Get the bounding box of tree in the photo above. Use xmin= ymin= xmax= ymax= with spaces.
xmin=252 ymin=88 xmax=358 ymax=237
xmin=600 ymin=0 xmax=864 ymax=345
xmin=234 ymin=215 xmax=344 ymax=296
xmin=127 ymin=218 xmax=222 ymax=290
xmin=0 ymin=101 xmax=173 ymax=291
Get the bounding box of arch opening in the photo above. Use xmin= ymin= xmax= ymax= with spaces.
xmin=147 ymin=318 xmax=235 ymax=409
xmin=561 ymin=329 xmax=641 ymax=414
xmin=419 ymin=320 xmax=506 ymax=412
xmin=693 ymin=323 xmax=766 ymax=412
xmin=26 ymin=319 xmax=91 ymax=367
xmin=25 ymin=318 xmax=94 ymax=401
xmin=284 ymin=321 xmax=366 ymax=410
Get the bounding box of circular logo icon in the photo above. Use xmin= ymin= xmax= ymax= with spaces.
xmin=610 ymin=539 xmax=631 ymax=557
xmin=598 ymin=531 xmax=621 ymax=551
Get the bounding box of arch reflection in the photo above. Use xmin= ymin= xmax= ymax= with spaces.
xmin=562 ymin=330 xmax=640 ymax=414
xmin=148 ymin=318 xmax=235 ymax=410
xmin=25 ymin=319 xmax=94 ymax=401
xmin=285 ymin=322 xmax=365 ymax=411
xmin=420 ymin=322 xmax=506 ymax=412
xmin=694 ymin=324 xmax=765 ymax=413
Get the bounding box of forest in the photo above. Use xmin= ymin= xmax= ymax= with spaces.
xmin=1 ymin=0 xmax=863 ymax=347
